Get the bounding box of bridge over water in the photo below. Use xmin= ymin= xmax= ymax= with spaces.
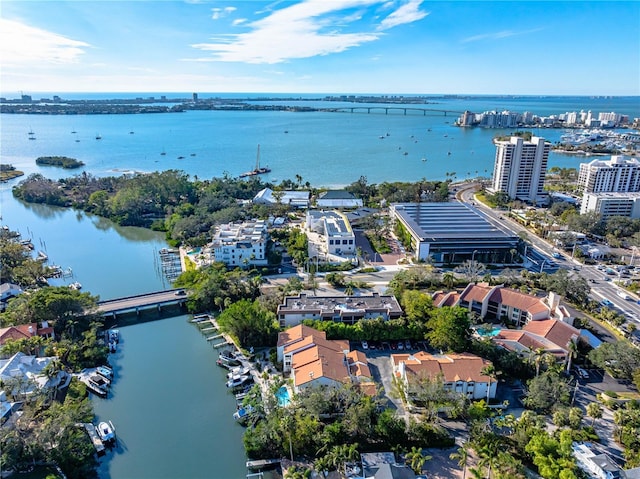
xmin=97 ymin=289 xmax=187 ymax=317
xmin=321 ymin=106 xmax=465 ymax=116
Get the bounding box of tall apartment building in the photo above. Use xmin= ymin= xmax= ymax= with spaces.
xmin=577 ymin=155 xmax=640 ymax=193
xmin=490 ymin=136 xmax=550 ymax=204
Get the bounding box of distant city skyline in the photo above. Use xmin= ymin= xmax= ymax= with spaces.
xmin=1 ymin=1 xmax=638 ymax=96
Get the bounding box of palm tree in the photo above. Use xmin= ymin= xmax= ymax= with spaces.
xmin=404 ymin=446 xmax=431 ymax=475
xmin=586 ymin=402 xmax=603 ymax=427
xmin=565 ymin=339 xmax=578 ymax=373
xmin=450 ymin=445 xmax=470 ymax=479
xmin=530 ymin=348 xmax=546 ymax=377
xmin=442 ymin=272 xmax=456 ymax=290
xmin=281 ymin=412 xmax=295 ymax=461
xmin=481 ymin=364 xmax=497 ymax=403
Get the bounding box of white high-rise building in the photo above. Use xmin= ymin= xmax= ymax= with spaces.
xmin=577 ymin=155 xmax=640 ymax=193
xmin=491 ymin=136 xmax=550 ymax=204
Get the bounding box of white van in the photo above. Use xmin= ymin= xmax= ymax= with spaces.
xmin=617 ymin=291 xmax=630 ymax=300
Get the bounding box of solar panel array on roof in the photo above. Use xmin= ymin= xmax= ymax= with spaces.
xmin=393 ymin=202 xmax=513 ymax=240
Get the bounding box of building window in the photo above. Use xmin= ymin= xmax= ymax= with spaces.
xmin=342 ymin=240 xmax=348 ymax=244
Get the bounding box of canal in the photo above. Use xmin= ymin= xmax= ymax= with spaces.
xmin=0 ymin=187 xmax=247 ymax=479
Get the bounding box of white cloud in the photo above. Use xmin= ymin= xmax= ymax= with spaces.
xmin=211 ymin=6 xmax=237 ymax=20
xmin=232 ymin=18 xmax=247 ymax=26
xmin=461 ymin=27 xmax=543 ymax=43
xmin=192 ymin=0 xmax=427 ymax=64
xmin=0 ymin=18 xmax=90 ymax=66
xmin=378 ymin=0 xmax=428 ymax=31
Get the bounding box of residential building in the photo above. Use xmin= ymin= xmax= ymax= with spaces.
xmin=253 ymin=187 xmax=310 ymax=208
xmin=390 ymin=202 xmax=519 ymax=264
xmin=0 ymin=352 xmax=69 ymax=398
xmin=573 ymin=442 xmax=621 ymax=479
xmin=277 ymin=293 xmax=403 ymax=328
xmin=492 ymin=318 xmax=581 ymax=364
xmin=0 ymin=282 xmax=23 ymax=302
xmin=211 ymin=220 xmax=268 ymax=267
xmin=276 ymin=324 xmax=374 ymax=394
xmin=490 ymin=135 xmax=550 ymax=204
xmin=0 ymin=322 xmax=55 ymax=346
xmin=316 ymin=190 xmax=363 ymax=209
xmin=578 ymin=156 xmax=640 ymax=194
xmin=391 ymin=351 xmax=497 ymax=401
xmin=306 ymin=210 xmax=355 ymax=257
xmin=581 ymin=192 xmax=640 ymax=218
xmin=455 ymin=283 xmax=572 ymax=326
xmin=361 ymin=452 xmax=418 ymax=479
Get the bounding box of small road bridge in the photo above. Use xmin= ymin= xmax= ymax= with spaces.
xmin=96 ymin=289 xmax=187 ymax=317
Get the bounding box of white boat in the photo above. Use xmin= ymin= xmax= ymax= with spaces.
xmin=109 ymin=341 xmax=117 ymax=353
xmin=96 ymin=365 xmax=113 ymax=380
xmin=226 ymin=375 xmax=252 ymax=389
xmin=107 ymin=329 xmax=120 ymax=343
xmin=227 ymin=366 xmax=250 ymax=379
xmin=69 ymin=281 xmax=82 ymax=290
xmin=96 ymin=421 xmax=116 ymax=444
xmin=90 ymin=374 xmax=111 ymax=388
xmin=233 ymin=405 xmax=255 ymax=422
xmin=86 ymin=379 xmax=108 ymax=397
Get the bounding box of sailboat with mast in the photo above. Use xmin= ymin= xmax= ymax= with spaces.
xmin=239 ymin=144 xmax=271 ymax=178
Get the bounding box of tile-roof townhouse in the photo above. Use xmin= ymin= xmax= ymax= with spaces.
xmin=391 ymin=351 xmax=497 ymax=401
xmin=454 ymin=283 xmax=571 ymax=327
xmin=277 ymin=324 xmax=374 ymax=394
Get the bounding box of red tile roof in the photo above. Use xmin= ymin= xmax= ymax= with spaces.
xmin=277 ymin=324 xmax=325 ymax=347
xmin=460 ymin=283 xmax=493 ymax=303
xmin=523 ymin=319 xmax=579 ymax=349
xmin=489 ymin=288 xmax=549 ymax=316
xmin=392 ymin=352 xmax=493 ymax=383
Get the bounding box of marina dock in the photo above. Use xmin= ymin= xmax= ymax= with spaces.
xmin=81 ymin=423 xmax=105 ymax=456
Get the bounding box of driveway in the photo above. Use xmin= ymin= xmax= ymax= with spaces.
xmin=364 ymin=350 xmax=407 ymax=418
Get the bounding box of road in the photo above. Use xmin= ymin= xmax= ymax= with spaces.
xmin=457 ymin=183 xmax=640 ymax=331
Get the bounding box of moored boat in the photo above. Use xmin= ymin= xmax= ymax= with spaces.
xmin=226 ymin=374 xmax=252 ymax=389
xmin=96 ymin=420 xmax=116 ymax=444
xmin=96 ymin=365 xmax=114 ymax=380
xmin=86 ymin=378 xmax=108 ymax=397
xmin=233 ymin=405 xmax=255 ymax=423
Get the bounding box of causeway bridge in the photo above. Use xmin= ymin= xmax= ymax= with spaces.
xmin=320 ymin=106 xmax=465 ymax=116
xmin=97 ymin=289 xmax=187 ymax=317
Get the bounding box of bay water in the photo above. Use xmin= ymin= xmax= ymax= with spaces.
xmin=0 ymin=95 xmax=638 ymax=478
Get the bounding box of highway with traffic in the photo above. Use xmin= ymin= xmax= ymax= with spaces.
xmin=457 ymin=182 xmax=640 ymax=336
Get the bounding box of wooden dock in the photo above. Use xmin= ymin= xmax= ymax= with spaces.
xmin=246 ymin=458 xmax=280 ymax=470
xmin=206 ymin=334 xmax=224 ymax=341
xmin=81 ymin=423 xmax=105 ymax=456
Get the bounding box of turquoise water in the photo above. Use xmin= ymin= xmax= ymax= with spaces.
xmin=476 ymin=327 xmax=501 ymax=337
xmin=276 ymin=386 xmax=291 ymax=407
xmin=2 ymin=96 xmax=637 ymax=188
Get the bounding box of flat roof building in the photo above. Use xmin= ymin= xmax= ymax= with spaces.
xmin=316 ymin=190 xmax=363 ymax=209
xmin=253 ymin=188 xmax=310 ymax=208
xmin=578 ymin=155 xmax=640 ymax=194
xmin=390 ymin=202 xmax=519 ymax=264
xmin=581 ymin=192 xmax=640 ymax=219
xmin=211 ymin=220 xmax=268 ymax=267
xmin=491 ymin=135 xmax=550 ymax=204
xmin=277 ymin=292 xmax=403 ymax=327
xmin=306 ymin=210 xmax=356 ymax=257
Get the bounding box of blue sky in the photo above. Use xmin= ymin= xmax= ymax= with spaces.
xmin=1 ymin=0 xmax=638 ymax=95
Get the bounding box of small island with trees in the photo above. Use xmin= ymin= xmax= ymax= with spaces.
xmin=36 ymin=156 xmax=85 ymax=169
xmin=0 ymin=164 xmax=24 ymax=182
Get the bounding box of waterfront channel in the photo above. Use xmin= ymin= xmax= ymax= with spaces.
xmin=0 ymin=187 xmax=247 ymax=479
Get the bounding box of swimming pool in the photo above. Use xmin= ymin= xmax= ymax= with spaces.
xmin=475 ymin=327 xmax=501 ymax=337
xmin=276 ymin=386 xmax=291 ymax=407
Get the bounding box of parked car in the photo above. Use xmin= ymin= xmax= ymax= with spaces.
xmin=404 ymin=340 xmax=412 ymax=350
xmin=361 ymin=340 xmax=369 ymax=350
xmin=575 ymin=367 xmax=589 ymax=379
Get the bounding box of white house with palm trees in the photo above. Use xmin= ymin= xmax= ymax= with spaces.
xmin=0 ymin=352 xmax=69 ymax=398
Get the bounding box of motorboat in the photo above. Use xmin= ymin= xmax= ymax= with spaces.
xmin=226 ymin=375 xmax=252 ymax=389
xmin=69 ymin=281 xmax=82 ymax=290
xmin=96 ymin=421 xmax=116 ymax=444
xmin=233 ymin=405 xmax=255 ymax=422
xmin=96 ymin=365 xmax=114 ymax=380
xmin=106 ymin=329 xmax=120 ymax=343
xmin=86 ymin=379 xmax=108 ymax=397
xmin=227 ymin=366 xmax=250 ymax=379
xmin=218 ymin=350 xmax=241 ymax=367
xmin=109 ymin=341 xmax=117 ymax=353
xmin=90 ymin=374 xmax=111 ymax=388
